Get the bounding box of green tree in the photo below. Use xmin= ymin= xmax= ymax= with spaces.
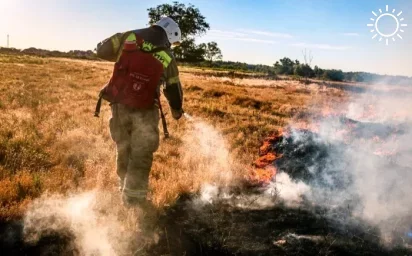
xmin=274 ymin=57 xmax=294 ymax=75
xmin=173 ymin=38 xmax=205 ymax=62
xmin=313 ymin=65 xmax=323 ymax=79
xmin=294 ymin=64 xmax=303 ymax=76
xmin=147 ymin=2 xmax=210 ymax=62
xmin=323 ymin=69 xmax=344 ymax=81
xmin=201 ymin=42 xmax=222 ymax=62
xmin=148 ymin=2 xmax=210 ymax=38
xmin=294 ymin=64 xmax=314 ymax=78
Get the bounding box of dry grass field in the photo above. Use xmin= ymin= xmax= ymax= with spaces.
xmin=0 ymin=53 xmax=347 ymax=220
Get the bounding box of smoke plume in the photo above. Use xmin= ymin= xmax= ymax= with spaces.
xmin=183 ymin=115 xmax=310 ymax=210
xmin=274 ymin=84 xmax=412 ymax=245
xmin=23 ymin=191 xmax=140 ymax=255
xmin=182 ymin=115 xmax=233 ymax=187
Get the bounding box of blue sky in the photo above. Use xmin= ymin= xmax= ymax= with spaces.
xmin=1 ymin=0 xmax=411 ymax=76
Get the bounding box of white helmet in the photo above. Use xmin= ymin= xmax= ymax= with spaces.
xmin=155 ymin=17 xmax=182 ymax=45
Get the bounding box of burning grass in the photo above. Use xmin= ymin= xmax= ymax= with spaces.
xmin=6 ymin=53 xmax=398 ymax=255
xmin=0 ymin=54 xmax=324 ymax=219
xmin=247 ymin=108 xmax=412 ymax=248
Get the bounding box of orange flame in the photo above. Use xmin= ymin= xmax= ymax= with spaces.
xmin=248 ymin=129 xmax=285 ymax=185
xmin=249 ymin=166 xmax=277 ymax=185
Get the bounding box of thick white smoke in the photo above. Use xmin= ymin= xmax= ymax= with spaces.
xmin=183 ymin=114 xmax=310 ymax=210
xmin=289 ymin=84 xmax=412 ymax=245
xmin=178 ymin=86 xmax=412 ymax=246
xmin=187 ymin=83 xmax=412 ymax=245
xmin=266 ymin=172 xmax=311 ymax=208
xmin=23 ymin=191 xmax=140 ymax=256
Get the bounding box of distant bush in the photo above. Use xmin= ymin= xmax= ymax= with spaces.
xmin=323 ymin=69 xmax=344 ymax=82
xmin=180 ymin=60 xmax=277 ymax=76
xmin=0 ymin=47 xmax=100 ymax=61
xmin=294 ymin=64 xmax=314 ymax=78
xmin=273 ymin=56 xmax=412 ymax=84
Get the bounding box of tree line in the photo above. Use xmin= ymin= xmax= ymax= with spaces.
xmin=183 ymin=57 xmax=412 ymax=85
xmin=2 ymin=1 xmax=410 ymax=85
xmin=273 ymin=57 xmax=411 ymax=84
xmin=0 ymin=47 xmax=98 ymax=60
xmin=148 ymin=2 xmax=411 ymax=85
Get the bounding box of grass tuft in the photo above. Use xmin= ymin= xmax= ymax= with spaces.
xmin=232 ymin=96 xmax=271 ymax=111
xmin=203 ymin=89 xmax=229 ymax=98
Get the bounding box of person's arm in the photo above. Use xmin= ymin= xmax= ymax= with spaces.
xmin=96 ymin=32 xmax=131 ymax=62
xmin=163 ymin=56 xmax=184 ymax=120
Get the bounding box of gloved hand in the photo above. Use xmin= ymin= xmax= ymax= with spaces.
xmin=171 ymin=108 xmax=184 ymax=120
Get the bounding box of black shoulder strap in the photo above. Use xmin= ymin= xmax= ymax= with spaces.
xmin=140 ymin=46 xmax=168 ymax=54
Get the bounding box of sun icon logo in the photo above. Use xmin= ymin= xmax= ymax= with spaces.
xmin=367 ymin=5 xmax=407 ymax=46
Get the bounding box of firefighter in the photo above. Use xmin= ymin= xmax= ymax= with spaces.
xmin=95 ymin=17 xmax=184 ymax=208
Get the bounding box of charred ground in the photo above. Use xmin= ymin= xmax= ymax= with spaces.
xmin=2 ymin=193 xmax=410 ymax=256
xmin=1 ymin=54 xmax=411 ymax=255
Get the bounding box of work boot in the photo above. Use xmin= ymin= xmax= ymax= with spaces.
xmin=138 ymin=200 xmax=161 ymax=243
xmin=121 ymin=193 xmax=146 ymax=208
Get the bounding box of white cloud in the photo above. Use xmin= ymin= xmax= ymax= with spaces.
xmin=237 ymin=29 xmax=293 ymax=38
xmin=209 ymin=29 xmax=248 ymax=38
xmin=207 ymin=29 xmax=277 ymax=44
xmin=235 ymin=38 xmax=277 ymax=44
xmin=291 ymin=42 xmax=351 ymax=50
xmin=342 ymin=33 xmax=360 ymax=36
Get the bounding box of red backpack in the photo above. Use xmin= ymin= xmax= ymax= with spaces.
xmin=94 ymin=34 xmax=166 ymax=116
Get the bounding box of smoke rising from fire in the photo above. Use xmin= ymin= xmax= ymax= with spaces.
xmin=182 ymin=117 xmax=233 ymax=187
xmin=266 ymin=172 xmax=311 ymax=208
xmin=23 ymin=191 xmax=138 ymax=255
xmin=183 ymin=116 xmax=311 ymax=210
xmin=286 ymin=84 xmax=412 ymax=245
xmin=20 ymin=85 xmax=412 ymax=253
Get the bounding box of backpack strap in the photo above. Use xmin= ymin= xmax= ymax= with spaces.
xmin=141 ymin=46 xmax=168 ymax=54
